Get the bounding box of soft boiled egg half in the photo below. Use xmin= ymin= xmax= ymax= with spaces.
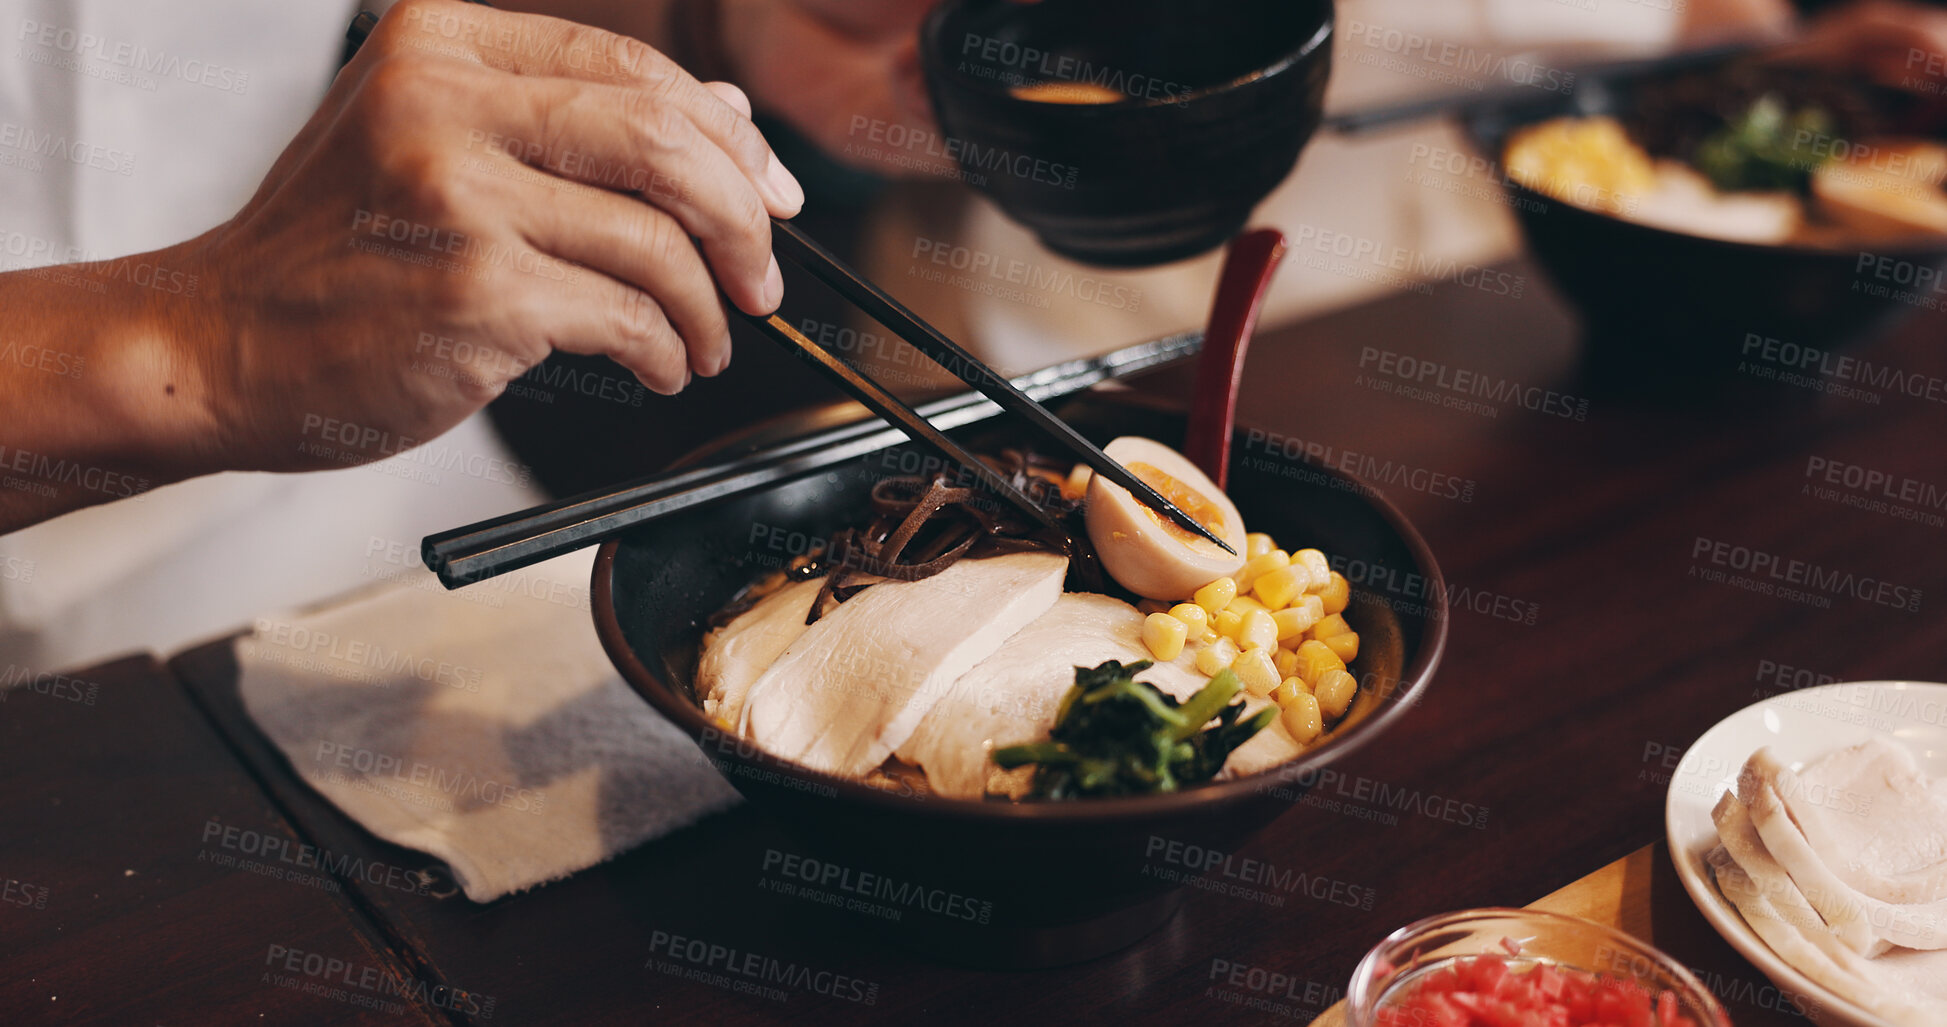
xmin=1083 ymin=437 xmax=1248 ymax=600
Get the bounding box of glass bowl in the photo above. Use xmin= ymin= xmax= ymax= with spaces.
xmin=1347 ymin=908 xmax=1731 ymax=1027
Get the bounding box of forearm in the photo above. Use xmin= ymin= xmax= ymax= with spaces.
xmin=0 ymin=240 xmax=223 ymax=534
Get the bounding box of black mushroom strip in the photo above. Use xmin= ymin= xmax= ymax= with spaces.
xmin=791 ymin=450 xmax=1102 ymax=625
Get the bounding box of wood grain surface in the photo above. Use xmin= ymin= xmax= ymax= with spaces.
xmin=0 ymin=656 xmax=442 ymax=1026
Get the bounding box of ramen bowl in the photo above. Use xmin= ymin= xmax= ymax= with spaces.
xmin=593 ymin=393 xmax=1445 ymax=968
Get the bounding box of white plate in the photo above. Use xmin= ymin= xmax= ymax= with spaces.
xmin=1665 ymin=681 xmax=1947 ymax=1027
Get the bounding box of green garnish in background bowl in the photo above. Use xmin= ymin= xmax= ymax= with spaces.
xmin=1693 ymin=93 xmax=1835 ymax=193
xmin=992 ymin=660 xmax=1274 ymax=800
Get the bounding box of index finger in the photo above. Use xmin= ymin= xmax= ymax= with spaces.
xmin=370 ymin=0 xmax=802 ymax=214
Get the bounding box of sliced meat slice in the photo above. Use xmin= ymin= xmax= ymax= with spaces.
xmin=1709 ymin=845 xmax=1937 ymax=1027
xmin=1747 ymin=777 xmax=1947 ymax=952
xmin=697 ymin=577 xmax=824 ymax=726
xmin=1713 ymin=790 xmax=1880 ymax=956
xmin=1755 ymin=741 xmax=1947 ymax=905
xmin=741 ymin=552 xmax=1068 ymax=778
xmin=895 ymin=592 xmax=1153 ymax=799
xmin=894 ymin=592 xmax=1302 ymax=798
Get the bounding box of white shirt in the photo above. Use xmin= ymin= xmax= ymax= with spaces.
xmin=0 ymin=0 xmax=542 ymax=671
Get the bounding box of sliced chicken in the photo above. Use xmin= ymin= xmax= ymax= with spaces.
xmin=1745 ymin=775 xmax=1947 ymax=951
xmin=1713 ymin=790 xmax=1882 ymax=957
xmin=896 ymin=593 xmax=1303 ymax=798
xmin=895 ymin=592 xmax=1152 ymax=798
xmin=741 ymin=552 xmax=1068 ymax=778
xmin=1752 ymin=741 xmax=1947 ymax=905
xmin=1710 ymin=739 xmax=1947 ymax=1021
xmin=697 ymin=577 xmax=823 ymax=726
xmin=1709 ymin=845 xmax=1939 ymax=1027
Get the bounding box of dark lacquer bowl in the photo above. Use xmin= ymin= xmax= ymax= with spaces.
xmin=592 ymin=393 xmax=1445 ymax=968
xmin=1462 ymin=62 xmax=1947 ymax=382
xmin=918 ymin=0 xmax=1333 ymax=266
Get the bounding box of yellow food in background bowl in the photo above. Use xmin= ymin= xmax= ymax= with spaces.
xmin=1502 ymin=115 xmax=1803 ymax=244
xmin=1503 ymin=116 xmax=1656 ymax=215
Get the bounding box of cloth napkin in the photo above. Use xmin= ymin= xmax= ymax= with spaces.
xmin=236 ymin=549 xmax=740 ymax=902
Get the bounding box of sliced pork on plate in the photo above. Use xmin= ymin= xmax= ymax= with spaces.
xmin=1749 ymin=743 xmax=1947 ymax=906
xmin=1706 ymin=739 xmax=1947 ymax=1026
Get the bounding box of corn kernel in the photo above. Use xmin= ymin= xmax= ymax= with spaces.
xmin=1214 ymin=608 xmax=1244 ymax=640
xmin=1274 ymin=648 xmax=1299 ymax=679
xmin=1294 ymin=639 xmax=1345 ymax=684
xmin=1311 ymin=613 xmax=1350 ymax=638
xmin=1168 ymin=603 xmax=1209 ymax=636
xmin=1272 ymin=596 xmax=1324 ymax=641
xmin=1281 ymin=691 xmax=1323 ymax=744
xmin=1194 ymin=577 xmax=1237 ymax=615
xmin=1320 ymin=630 xmax=1360 ymax=663
xmin=1293 ymin=549 xmax=1331 ymax=590
xmin=1253 ymin=566 xmax=1308 ymax=609
xmin=1225 ymin=593 xmax=1268 ymax=618
xmin=1234 ymin=550 xmax=1289 ymax=592
xmin=1233 ymin=647 xmax=1280 ymax=697
xmin=1318 ymin=572 xmax=1350 ymax=615
xmin=1200 ymin=629 xmax=1221 ymax=645
xmin=1196 ymin=637 xmax=1239 ymax=677
xmin=1245 ymin=532 xmax=1277 ymax=558
xmin=1238 ymin=609 xmax=1278 ymax=652
xmin=1314 ymin=668 xmax=1357 ymax=719
xmin=1272 ymin=676 xmax=1306 ymax=706
xmin=1142 ymin=612 xmax=1188 ymax=661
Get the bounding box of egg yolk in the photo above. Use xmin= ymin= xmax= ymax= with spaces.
xmin=1127 ymin=462 xmax=1226 ymax=545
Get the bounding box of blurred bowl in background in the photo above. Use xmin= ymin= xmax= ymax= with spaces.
xmin=919 ymin=0 xmax=1333 ymax=267
xmin=1461 ymin=61 xmax=1947 ymax=383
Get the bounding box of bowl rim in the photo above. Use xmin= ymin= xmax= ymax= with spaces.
xmin=1345 ymin=906 xmax=1733 ymax=1026
xmin=917 ymin=0 xmax=1334 ymax=112
xmin=590 ymin=398 xmax=1449 ymax=825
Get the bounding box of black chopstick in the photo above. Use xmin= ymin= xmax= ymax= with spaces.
xmin=421 ymin=332 xmax=1201 ymax=587
xmin=746 ymin=314 xmax=1061 ymax=530
xmin=770 ymin=220 xmax=1236 ymax=556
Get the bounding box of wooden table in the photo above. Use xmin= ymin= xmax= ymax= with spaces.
xmin=6 ymin=260 xmax=1944 ymax=1025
